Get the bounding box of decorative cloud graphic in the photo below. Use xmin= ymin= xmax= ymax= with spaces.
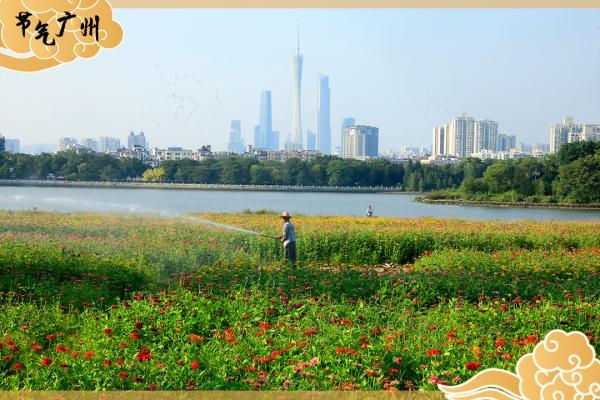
xmin=439 ymin=330 xmax=600 ymax=400
xmin=0 ymin=0 xmax=122 ymax=71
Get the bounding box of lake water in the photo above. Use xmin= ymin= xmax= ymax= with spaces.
xmin=1 ymin=186 xmax=599 ymax=221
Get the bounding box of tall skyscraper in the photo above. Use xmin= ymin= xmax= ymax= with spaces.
xmin=474 ymin=119 xmax=498 ymax=153
xmin=5 ymin=138 xmax=20 ymax=153
xmin=342 ymin=125 xmax=379 ymax=160
xmin=306 ymin=129 xmax=316 ymax=151
xmin=228 ymin=120 xmax=245 ymax=154
xmin=317 ymin=75 xmax=331 ymax=154
xmin=497 ymin=134 xmax=517 ymax=152
xmin=254 ymin=90 xmax=274 ymax=150
xmin=290 ymin=30 xmax=303 ymax=150
xmin=0 ymin=135 xmax=5 ymax=152
xmin=340 ymin=117 xmax=356 ymax=152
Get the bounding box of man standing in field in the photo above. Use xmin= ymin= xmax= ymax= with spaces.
xmin=278 ymin=211 xmax=296 ymax=265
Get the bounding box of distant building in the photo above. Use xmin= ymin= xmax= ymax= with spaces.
xmin=432 ymin=124 xmax=451 ymax=156
xmin=227 ymin=120 xmax=245 ymax=154
xmin=290 ymin=32 xmax=303 ymax=151
xmin=474 ymin=119 xmax=498 ymax=153
xmin=5 ymin=138 xmax=20 ymax=153
xmin=306 ymin=129 xmax=316 ymax=151
xmin=340 ymin=117 xmax=356 ymax=154
xmin=80 ymin=138 xmax=98 ymax=152
xmin=550 ymin=116 xmax=600 ymax=154
xmin=342 ymin=125 xmax=379 ymax=160
xmin=99 ymin=137 xmax=120 ymax=153
xmin=255 ymin=90 xmax=278 ymax=150
xmin=497 ymin=134 xmax=517 ymax=152
xmin=272 ymin=131 xmax=280 ymax=151
xmin=0 ymin=135 xmax=4 ymax=152
xmin=58 ymin=137 xmax=78 ymax=152
xmin=317 ymin=75 xmax=331 ymax=154
xmin=128 ymin=131 xmax=147 ymax=150
xmin=150 ymin=147 xmax=194 ymax=162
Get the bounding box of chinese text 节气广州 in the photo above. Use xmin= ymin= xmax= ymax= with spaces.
xmin=15 ymin=11 xmax=100 ymax=46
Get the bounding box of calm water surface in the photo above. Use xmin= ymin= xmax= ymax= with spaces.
xmin=1 ymin=186 xmax=599 ymax=221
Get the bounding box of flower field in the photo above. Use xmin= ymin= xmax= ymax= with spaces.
xmin=0 ymin=211 xmax=598 ymax=390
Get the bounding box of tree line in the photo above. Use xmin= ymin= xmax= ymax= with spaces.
xmin=1 ymin=142 xmax=598 ymax=203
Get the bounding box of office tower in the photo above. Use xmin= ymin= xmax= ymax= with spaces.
xmin=306 ymin=129 xmax=316 ymax=151
xmin=0 ymin=135 xmax=4 ymax=152
xmin=432 ymin=124 xmax=451 ymax=156
xmin=98 ymin=137 xmax=120 ymax=153
xmin=474 ymin=119 xmax=498 ymax=153
xmin=342 ymin=125 xmax=379 ymax=160
xmin=227 ymin=120 xmax=245 ymax=154
xmin=5 ymin=138 xmax=20 ymax=153
xmin=317 ymin=75 xmax=331 ymax=154
xmin=128 ymin=131 xmax=146 ymax=150
xmin=340 ymin=117 xmax=356 ymax=151
xmin=80 ymin=138 xmax=98 ymax=152
xmin=255 ymin=90 xmax=274 ymax=150
xmin=290 ymin=30 xmax=303 ymax=150
xmin=508 ymin=135 xmax=517 ymax=150
xmin=58 ymin=137 xmax=78 ymax=151
xmin=449 ymin=113 xmax=475 ymax=158
xmin=496 ymin=134 xmax=517 ymax=152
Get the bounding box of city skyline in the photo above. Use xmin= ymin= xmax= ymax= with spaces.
xmin=0 ymin=9 xmax=599 ymax=151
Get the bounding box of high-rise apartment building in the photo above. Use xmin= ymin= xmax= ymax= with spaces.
xmin=290 ymin=32 xmax=303 ymax=150
xmin=98 ymin=137 xmax=121 ymax=153
xmin=550 ymin=117 xmax=600 ymax=154
xmin=0 ymin=135 xmax=4 ymax=152
xmin=497 ymin=134 xmax=517 ymax=152
xmin=450 ymin=113 xmax=475 ymax=158
xmin=340 ymin=117 xmax=355 ymax=152
xmin=474 ymin=119 xmax=498 ymax=153
xmin=306 ymin=129 xmax=316 ymax=151
xmin=317 ymin=75 xmax=331 ymax=154
xmin=58 ymin=137 xmax=78 ymax=152
xmin=5 ymin=138 xmax=20 ymax=153
xmin=227 ymin=120 xmax=245 ymax=154
xmin=432 ymin=124 xmax=451 ymax=156
xmin=128 ymin=131 xmax=146 ymax=150
xmin=81 ymin=138 xmax=98 ymax=152
xmin=342 ymin=125 xmax=379 ymax=160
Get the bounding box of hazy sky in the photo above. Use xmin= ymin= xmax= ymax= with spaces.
xmin=1 ymin=9 xmax=599 ymax=151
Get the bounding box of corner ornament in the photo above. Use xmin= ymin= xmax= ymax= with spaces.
xmin=439 ymin=330 xmax=600 ymax=400
xmin=0 ymin=0 xmax=122 ymax=72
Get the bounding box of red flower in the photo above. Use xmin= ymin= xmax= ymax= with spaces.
xmin=41 ymin=358 xmax=52 ymax=366
xmin=134 ymin=322 xmax=143 ymax=330
xmin=31 ymin=345 xmax=43 ymax=352
xmin=190 ymin=360 xmax=199 ymax=370
xmin=426 ymin=349 xmax=441 ymax=356
xmin=136 ymin=348 xmax=153 ymax=362
xmin=84 ymin=352 xmax=95 ymax=359
xmin=102 ymin=360 xmax=112 ymax=367
xmin=13 ymin=362 xmax=24 ymax=371
xmin=258 ymin=322 xmax=271 ymax=330
xmin=55 ymin=345 xmax=69 ymax=352
xmin=103 ymin=328 xmax=112 ymax=335
xmin=118 ymin=371 xmax=128 ymax=379
xmin=365 ymin=368 xmax=380 ymax=377
xmin=394 ymin=357 xmax=403 ymax=364
xmin=465 ymin=361 xmax=483 ymax=371
xmin=129 ymin=332 xmax=141 ymax=339
xmin=304 ymin=328 xmax=318 ymax=336
xmin=336 ymin=347 xmax=345 ymax=355
xmin=189 ymin=333 xmax=202 ymax=342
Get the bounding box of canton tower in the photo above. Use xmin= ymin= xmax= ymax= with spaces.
xmin=291 ymin=29 xmax=303 ymax=150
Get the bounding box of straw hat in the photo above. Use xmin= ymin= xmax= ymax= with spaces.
xmin=279 ymin=211 xmax=292 ymax=219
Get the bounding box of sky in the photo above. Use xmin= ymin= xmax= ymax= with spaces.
xmin=0 ymin=9 xmax=599 ymax=152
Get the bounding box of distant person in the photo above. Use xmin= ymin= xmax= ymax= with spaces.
xmin=367 ymin=205 xmax=373 ymax=218
xmin=278 ymin=211 xmax=296 ymax=265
